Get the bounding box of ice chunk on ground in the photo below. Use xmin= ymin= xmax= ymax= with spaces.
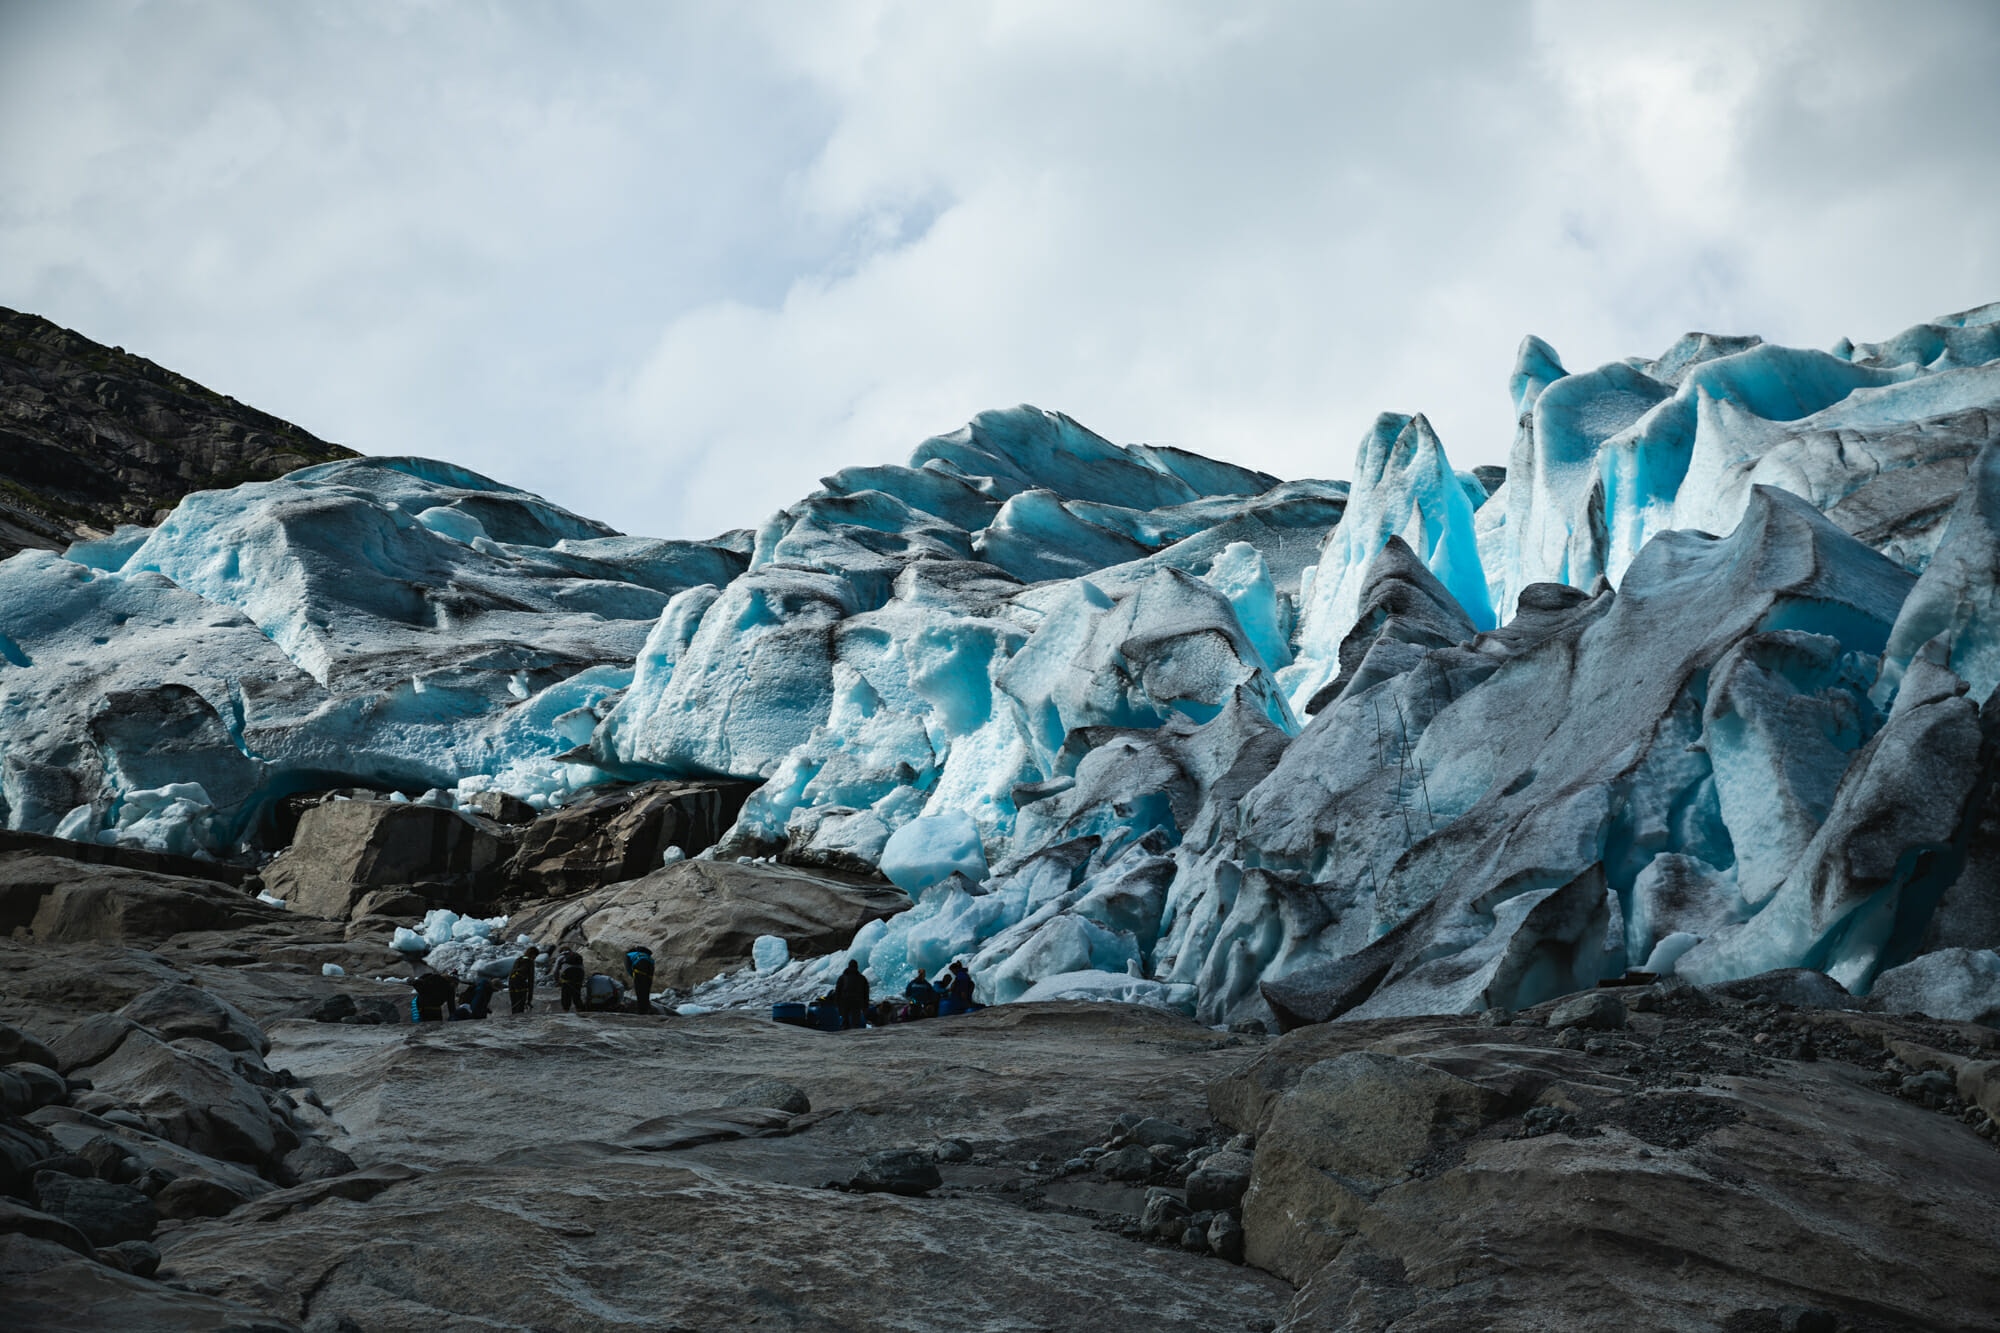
xmin=103 ymin=783 xmax=222 ymax=858
xmin=1869 ymin=949 xmax=2000 ymax=1026
xmin=321 ymin=963 xmax=346 ymax=977
xmin=1641 ymin=932 xmax=1702 ymax=975
xmin=752 ymin=935 xmax=791 ymax=972
xmin=880 ymin=812 xmax=989 ymax=899
xmin=1015 ymin=970 xmax=1197 ymax=1013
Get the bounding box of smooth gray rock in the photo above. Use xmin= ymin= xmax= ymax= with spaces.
xmin=0 ymin=1024 xmax=59 ymax=1070
xmin=720 ymin=1080 xmax=810 ymax=1115
xmin=262 ymin=800 xmax=508 ymax=919
xmin=99 ymin=1238 xmax=161 ymax=1277
xmin=69 ymin=1029 xmax=291 ymax=1171
xmin=0 ymin=1118 xmax=56 ymax=1194
xmin=119 ymin=983 xmax=269 ymax=1056
xmin=31 ymin=1170 xmax=156 ymax=1246
xmin=0 ymin=1069 xmax=33 ymax=1116
xmin=0 ymin=1197 xmax=93 ymax=1255
xmin=30 ymin=1106 xmax=272 ymax=1205
xmin=1545 ymin=991 xmax=1627 ymax=1032
xmin=505 ymin=780 xmax=755 ymax=897
xmin=1099 ymin=1144 xmax=1159 ymax=1182
xmin=48 ymin=1014 xmax=145 ymax=1074
xmin=155 ymin=1175 xmax=252 ymax=1219
xmin=1139 ymin=1188 xmax=1192 ymax=1241
xmin=848 ymin=1150 xmax=942 ymax=1197
xmin=1184 ymin=1151 xmax=1254 ymax=1212
xmin=1127 ymin=1117 xmax=1202 ymax=1151
xmin=1241 ymin=1051 xmax=1494 ymax=1283
xmin=0 ymin=854 xmax=276 ymax=945
xmin=1207 ymin=1211 xmax=1245 ymax=1263
xmin=510 ymin=859 xmax=911 ymax=990
xmin=278 ymin=1143 xmax=357 ymax=1187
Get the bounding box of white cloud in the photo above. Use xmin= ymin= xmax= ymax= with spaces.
xmin=3 ymin=1 xmax=1996 ymax=537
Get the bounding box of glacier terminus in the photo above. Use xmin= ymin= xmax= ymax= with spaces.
xmin=7 ymin=299 xmax=2000 ymax=1031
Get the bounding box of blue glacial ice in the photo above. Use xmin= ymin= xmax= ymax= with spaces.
xmin=7 ymin=305 xmax=2000 ymax=1027
xmin=1282 ymin=412 xmax=1493 ymax=716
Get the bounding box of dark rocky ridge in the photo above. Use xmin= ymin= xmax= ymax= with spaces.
xmin=0 ymin=307 xmax=356 ymax=558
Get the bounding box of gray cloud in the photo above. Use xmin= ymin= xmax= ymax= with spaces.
xmin=2 ymin=0 xmax=1995 ymax=538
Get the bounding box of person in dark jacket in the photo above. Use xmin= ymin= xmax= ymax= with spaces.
xmin=556 ymin=948 xmax=586 ymax=1012
xmin=625 ymin=946 xmax=656 ymax=1014
xmin=454 ymin=976 xmax=495 ymax=1021
xmin=508 ymin=946 xmax=540 ymax=1015
xmin=944 ymin=962 xmax=975 ymax=1006
xmin=904 ymin=969 xmax=939 ymax=1019
xmin=409 ymin=971 xmax=456 ymax=1023
xmin=833 ymin=959 xmax=870 ymax=1030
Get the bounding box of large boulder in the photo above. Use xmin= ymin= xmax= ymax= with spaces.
xmin=1240 ymin=1050 xmax=1495 ymax=1283
xmin=0 ymin=854 xmax=278 ymax=944
xmin=505 ymin=780 xmax=755 ymax=898
xmin=66 ymin=1029 xmax=292 ymax=1172
xmin=0 ymin=1024 xmax=59 ymax=1071
xmin=0 ymin=1118 xmax=58 ymax=1196
xmin=30 ymin=1171 xmax=156 ymax=1246
xmin=1211 ymin=1006 xmax=2000 ymax=1330
xmin=29 ymin=1107 xmax=272 ymax=1205
xmin=261 ymin=799 xmax=507 ymax=919
xmin=0 ymin=1198 xmax=93 ymax=1256
xmin=0 ymin=1228 xmax=300 ymax=1330
xmin=117 ymin=984 xmax=268 ymax=1056
xmin=512 ymin=859 xmax=911 ymax=989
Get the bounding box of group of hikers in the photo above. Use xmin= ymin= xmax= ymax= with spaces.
xmin=406 ymin=943 xmax=659 ymax=1023
xmin=825 ymin=959 xmax=976 ymax=1030
xmin=408 ymin=940 xmax=982 ymax=1033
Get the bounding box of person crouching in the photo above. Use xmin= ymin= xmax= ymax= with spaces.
xmin=625 ymin=945 xmax=656 ymax=1014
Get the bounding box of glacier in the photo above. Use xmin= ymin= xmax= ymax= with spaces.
xmin=6 ymin=303 xmax=2000 ymax=1029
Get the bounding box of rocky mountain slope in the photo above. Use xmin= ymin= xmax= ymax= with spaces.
xmin=0 ymin=307 xmax=356 ymax=558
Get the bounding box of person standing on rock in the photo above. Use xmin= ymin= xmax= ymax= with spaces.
xmin=944 ymin=962 xmax=975 ymax=1007
xmin=833 ymin=959 xmax=870 ymax=1030
xmin=508 ymin=946 xmax=540 ymax=1015
xmin=556 ymin=948 xmax=586 ymax=1012
xmin=625 ymin=945 xmax=656 ymax=1015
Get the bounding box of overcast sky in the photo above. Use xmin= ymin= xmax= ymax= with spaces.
xmin=4 ymin=1 xmax=1997 ymax=539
